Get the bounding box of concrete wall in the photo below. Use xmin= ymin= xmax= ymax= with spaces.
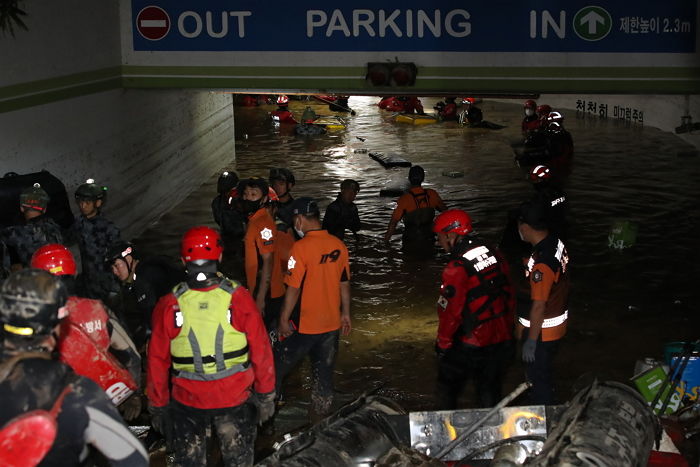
xmin=1 ymin=89 xmax=235 ymax=238
xmin=0 ymin=1 xmax=236 ymax=238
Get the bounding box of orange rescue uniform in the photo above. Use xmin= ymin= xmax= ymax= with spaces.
xmin=517 ymin=235 xmax=570 ymax=341
xmin=284 ymin=230 xmax=350 ymax=334
xmin=244 ymin=208 xmax=284 ymax=299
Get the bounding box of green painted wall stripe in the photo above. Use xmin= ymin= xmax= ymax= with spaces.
xmin=120 ymin=65 xmax=700 ymax=80
xmin=121 ymin=76 xmax=700 ymax=94
xmin=1 ymin=65 xmax=699 ymax=113
xmin=0 ymin=78 xmax=122 ymax=114
xmin=0 ymin=67 xmax=122 ymax=100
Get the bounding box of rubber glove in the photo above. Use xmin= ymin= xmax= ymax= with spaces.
xmin=119 ymin=392 xmax=143 ymax=421
xmin=148 ymin=404 xmax=170 ymax=435
xmin=522 ymin=339 xmax=537 ymax=363
xmin=254 ymin=391 xmax=276 ymax=426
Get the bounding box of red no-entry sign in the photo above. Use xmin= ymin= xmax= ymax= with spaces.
xmin=136 ymin=6 xmax=170 ymax=41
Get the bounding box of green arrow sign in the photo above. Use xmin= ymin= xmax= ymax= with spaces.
xmin=573 ymin=6 xmax=612 ymax=41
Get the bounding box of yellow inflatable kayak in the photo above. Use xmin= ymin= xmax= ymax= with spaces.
xmin=313 ymin=116 xmax=346 ymax=130
xmin=395 ymin=113 xmax=438 ymax=125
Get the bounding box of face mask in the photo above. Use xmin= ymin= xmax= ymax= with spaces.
xmin=241 ymin=199 xmax=261 ymax=214
xmin=518 ymin=226 xmax=525 ymax=242
xmin=294 ymin=227 xmax=305 ymax=238
xmin=525 ymin=108 xmax=535 ymax=117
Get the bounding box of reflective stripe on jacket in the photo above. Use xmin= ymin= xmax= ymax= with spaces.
xmin=170 ymin=279 xmax=249 ymax=381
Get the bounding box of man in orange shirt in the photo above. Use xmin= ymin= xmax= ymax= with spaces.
xmin=384 ymin=165 xmax=447 ymax=248
xmin=517 ymin=200 xmax=570 ymax=405
xmin=277 ymin=197 xmax=351 ymax=422
xmin=241 ymin=178 xmax=285 ymax=323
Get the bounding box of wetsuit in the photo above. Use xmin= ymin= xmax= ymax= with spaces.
xmin=276 ymin=230 xmax=350 ymax=419
xmin=211 ymin=190 xmax=246 ymax=238
xmin=69 ymin=214 xmax=121 ymax=301
xmin=532 ymin=183 xmax=568 ymax=241
xmin=390 ymin=187 xmax=447 ymax=248
xmin=0 ymin=214 xmax=63 ymax=267
xmin=0 ymin=355 xmax=148 ymax=466
xmin=322 ymin=195 xmax=360 ymax=241
xmin=120 ymin=256 xmax=184 ymax=346
xmin=461 ymin=106 xmax=483 ymax=126
xmin=435 ymin=238 xmax=515 ymax=408
xmin=436 ymin=101 xmax=459 ymax=121
xmin=147 ymin=277 xmax=275 ymax=466
xmin=517 ymin=234 xmax=570 ymax=404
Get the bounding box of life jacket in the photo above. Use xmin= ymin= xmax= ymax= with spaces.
xmin=403 ymin=189 xmax=436 ymax=240
xmin=170 ymin=278 xmax=250 ymax=381
xmin=518 ymin=238 xmax=569 ymax=341
xmin=58 ymin=298 xmax=137 ymax=406
xmin=453 ymin=244 xmax=511 ymax=340
xmin=0 ymin=354 xmax=73 ymax=467
xmin=271 ymin=109 xmax=297 ymax=124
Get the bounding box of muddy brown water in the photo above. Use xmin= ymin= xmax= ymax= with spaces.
xmin=136 ymin=96 xmax=700 ymax=458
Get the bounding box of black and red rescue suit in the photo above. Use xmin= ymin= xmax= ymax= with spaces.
xmin=435 ymin=237 xmax=515 ymax=408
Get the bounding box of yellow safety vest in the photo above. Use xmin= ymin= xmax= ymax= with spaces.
xmin=170 ymin=279 xmax=249 ymax=381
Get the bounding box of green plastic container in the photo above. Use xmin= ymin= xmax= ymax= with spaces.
xmin=608 ymin=220 xmax=638 ymax=250
xmin=631 ymin=365 xmax=680 ymax=414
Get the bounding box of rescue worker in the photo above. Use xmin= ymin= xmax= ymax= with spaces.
xmin=384 ymin=165 xmax=447 ymax=249
xmin=323 ymin=179 xmax=361 ymax=241
xmin=522 ymin=99 xmax=540 ymax=135
xmin=0 ymin=269 xmax=148 ymax=466
xmin=402 ymin=96 xmax=425 ymax=114
xmin=529 ymin=165 xmax=568 ymax=241
xmin=535 ymin=104 xmax=553 ymax=127
xmin=517 ymin=200 xmax=570 ymax=405
xmin=276 ymin=197 xmax=352 ymax=422
xmin=0 ymin=183 xmax=63 ymax=269
xmin=543 ymin=112 xmax=574 ymax=163
xmin=30 ymin=244 xmax=142 ymax=418
xmin=329 ymin=95 xmax=351 ymax=113
xmin=269 ymin=167 xmax=296 ymax=232
xmin=433 ymin=210 xmax=515 ymax=408
xmin=211 ymin=171 xmax=246 ymax=238
xmin=296 ymin=107 xmax=326 ymax=136
xmin=146 ymin=226 xmax=275 ymax=466
xmin=68 ymin=178 xmax=121 ymax=301
xmin=459 ymin=98 xmax=483 ymax=126
xmin=241 ymin=178 xmax=285 ymax=320
xmin=271 ymin=95 xmax=298 ymax=124
xmin=105 ymin=241 xmax=184 ymax=347
xmin=435 ymin=97 xmax=459 ymax=121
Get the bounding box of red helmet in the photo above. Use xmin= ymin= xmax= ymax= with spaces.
xmin=524 ymin=99 xmax=537 ymax=109
xmin=530 ymin=165 xmax=551 ymax=182
xmin=463 ymin=97 xmax=476 ymax=105
xmin=31 ymin=244 xmax=76 ymax=276
xmin=181 ymin=226 xmax=223 ymax=262
xmin=536 ymin=104 xmax=552 ymax=117
xmin=433 ymin=209 xmax=473 ymax=235
xmin=277 ymin=95 xmax=289 ymax=105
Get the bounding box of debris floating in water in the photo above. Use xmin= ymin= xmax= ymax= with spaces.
xmin=354 ymin=148 xmax=368 ymax=154
xmin=356 ymin=136 xmax=367 ymax=142
xmin=442 ymin=171 xmax=464 ymax=178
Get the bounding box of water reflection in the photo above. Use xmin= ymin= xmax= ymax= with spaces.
xmin=137 ymin=95 xmax=700 ymax=413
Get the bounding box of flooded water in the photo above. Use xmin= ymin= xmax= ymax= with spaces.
xmin=136 ymin=96 xmax=700 ymax=436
